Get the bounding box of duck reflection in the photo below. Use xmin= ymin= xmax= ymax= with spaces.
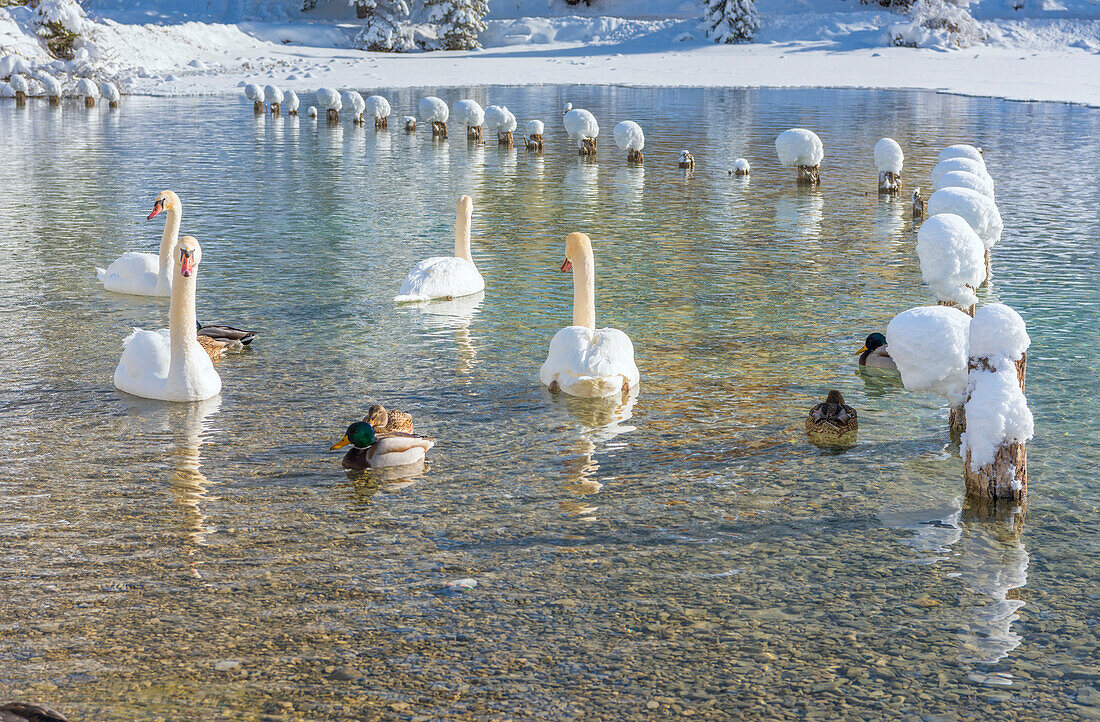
xmin=956 ymin=501 xmax=1029 ymax=671
xmin=544 ymin=389 xmax=638 ymax=516
xmin=344 ymin=459 xmax=426 ymax=505
xmin=119 ymin=395 xmax=221 ymax=576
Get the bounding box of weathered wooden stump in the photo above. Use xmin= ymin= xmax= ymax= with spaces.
xmin=108 ymin=100 xmax=118 ymax=109
xmin=498 ymin=130 xmax=513 ymax=148
xmin=627 ymin=148 xmax=644 ymax=165
xmin=432 ymin=121 xmax=447 ymax=139
xmin=404 ymin=118 xmax=416 ymax=133
xmin=253 ymin=100 xmax=264 ymax=114
xmin=466 ymin=125 xmax=481 ymax=142
xmin=879 ymin=170 xmax=901 ymax=194
xmin=15 ymin=91 xmax=26 ymax=106
xmin=48 ymin=95 xmax=60 ymax=106
xmin=375 ymin=116 xmax=388 ymax=130
xmin=579 ymin=137 xmax=597 ymax=157
xmin=525 ymin=134 xmax=543 ymax=153
xmin=269 ymin=101 xmax=281 ymax=116
xmin=797 ymin=164 xmax=820 ymax=185
xmin=326 ymin=108 xmax=339 ymax=124
xmin=964 ymin=353 xmax=1028 ymax=500
xmin=912 ymin=189 xmax=925 ymax=219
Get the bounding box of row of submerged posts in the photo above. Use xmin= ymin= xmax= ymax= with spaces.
xmin=794 ymin=132 xmax=1032 ymax=504
xmin=6 ymin=71 xmax=120 ymax=108
xmin=884 ymin=144 xmax=1033 ymax=503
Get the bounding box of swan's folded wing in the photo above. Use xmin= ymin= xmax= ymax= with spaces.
xmin=589 ymin=328 xmax=640 ymax=386
xmin=395 ymin=257 xmax=483 ymax=302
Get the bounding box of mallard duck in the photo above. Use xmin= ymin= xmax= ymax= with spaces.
xmin=1 ymin=702 xmax=69 ymax=722
xmin=806 ymin=390 xmax=858 ymax=439
xmin=196 ymin=334 xmax=226 ymax=362
xmin=197 ymin=323 xmax=258 ymax=347
xmin=366 ymin=404 xmax=414 ymax=433
xmin=330 ymin=421 xmax=435 ymax=470
xmin=858 ymin=332 xmax=898 ymax=371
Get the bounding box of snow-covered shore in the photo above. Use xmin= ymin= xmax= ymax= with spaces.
xmin=2 ymin=0 xmax=1100 ymax=107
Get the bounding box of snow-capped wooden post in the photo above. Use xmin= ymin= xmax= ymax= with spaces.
xmin=245 ymin=84 xmax=265 ymax=114
xmin=316 ymin=87 xmax=342 ymax=123
xmin=776 ymin=128 xmax=823 ymax=186
xmin=454 ymin=99 xmax=484 ymax=142
xmin=928 ymin=186 xmax=1001 ymax=286
xmin=931 ymin=146 xmax=997 ymax=282
xmin=917 ymin=214 xmax=985 ymax=317
xmin=285 ymin=90 xmax=299 ymax=116
xmin=962 ymin=304 xmax=1032 ymax=501
xmin=564 ymin=107 xmax=598 ymax=159
xmin=404 ymin=116 xmax=416 ymax=133
xmin=678 ymin=150 xmax=695 ymax=169
xmin=485 ymin=104 xmax=516 ymax=148
xmin=100 ymin=82 xmax=120 ymax=109
xmin=365 ymin=95 xmax=390 ymax=129
xmin=266 ymin=84 xmax=283 ymax=115
xmin=875 ymin=137 xmax=904 ymax=194
xmin=343 ymin=90 xmax=366 ymax=125
xmin=614 ymin=121 xmax=645 ymax=165
xmin=912 ymin=188 xmax=925 ymax=219
xmin=420 ymin=96 xmax=449 ymax=139
xmin=886 ymin=306 xmax=972 ymax=436
xmin=730 ymin=158 xmax=750 ymax=176
xmin=39 ymin=73 xmax=61 ymax=106
xmin=11 ymin=74 xmax=28 ymax=106
xmin=524 ymin=120 xmax=544 ymax=153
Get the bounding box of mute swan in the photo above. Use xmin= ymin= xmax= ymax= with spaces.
xmin=394 ymin=195 xmax=485 ymax=303
xmin=540 ymin=232 xmax=640 ymax=398
xmin=114 ymin=236 xmax=222 ymax=402
xmin=330 ymin=421 xmax=435 ymax=470
xmin=97 ymin=190 xmax=182 ymax=297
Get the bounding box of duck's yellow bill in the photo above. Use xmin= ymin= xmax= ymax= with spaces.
xmin=330 ymin=435 xmax=351 ymax=450
xmin=856 ymin=345 xmax=868 ymax=355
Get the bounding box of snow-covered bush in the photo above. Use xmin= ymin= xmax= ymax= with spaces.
xmin=426 ymin=0 xmax=489 ymax=51
xmin=703 ymin=0 xmax=760 ymax=44
xmin=916 ymin=213 xmax=985 ymax=310
xmin=351 ymin=0 xmax=412 ymax=52
xmin=34 ymin=0 xmax=87 ymax=60
xmin=890 ymin=0 xmax=987 ymax=49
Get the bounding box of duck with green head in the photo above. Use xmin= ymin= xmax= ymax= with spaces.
xmin=330 ymin=420 xmax=435 ymax=470
xmin=858 ymin=332 xmax=897 ymax=371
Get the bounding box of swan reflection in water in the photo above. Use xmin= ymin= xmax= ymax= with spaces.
xmin=118 ymin=395 xmax=221 ymax=577
xmin=413 ymin=291 xmax=484 ymax=377
xmin=544 ymin=388 xmax=638 ymax=517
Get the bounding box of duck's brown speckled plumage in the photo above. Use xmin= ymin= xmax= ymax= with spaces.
xmin=366 ymin=404 xmax=415 ymax=434
xmin=0 ymin=702 xmax=70 ymax=722
xmin=806 ymin=390 xmax=858 ymax=437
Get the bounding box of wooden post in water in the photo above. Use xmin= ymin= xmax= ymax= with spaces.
xmin=963 ymin=353 xmax=1028 ymax=501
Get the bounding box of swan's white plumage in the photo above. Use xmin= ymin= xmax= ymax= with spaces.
xmin=76 ymin=77 xmax=98 ymax=98
xmin=526 ymin=119 xmax=544 ymax=136
xmin=285 ymin=90 xmax=300 ymax=112
xmin=100 ymin=81 xmax=120 ymax=102
xmin=453 ymin=99 xmax=484 ymax=126
xmin=419 ymin=96 xmax=448 ymax=122
xmin=264 ymin=84 xmax=283 ymax=104
xmin=563 ymin=108 xmax=598 ymax=140
xmin=613 ymin=121 xmax=644 ymax=151
xmin=364 ymin=94 xmax=390 ymax=119
xmin=97 ymin=252 xmax=165 ymax=296
xmin=316 ymin=87 xmax=341 ymax=110
xmin=874 ymin=137 xmax=904 ymax=173
xmin=115 ymin=328 xmax=221 ymax=402
xmin=541 ymin=326 xmax=639 ymax=398
xmin=394 ymin=256 xmax=484 ymax=303
xmin=776 ymin=128 xmax=824 ymax=167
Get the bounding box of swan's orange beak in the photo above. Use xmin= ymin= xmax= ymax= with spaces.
xmin=560 ymin=258 xmax=572 ymax=272
xmin=180 ymin=251 xmax=194 ymax=278
xmin=147 ymin=199 xmax=164 ymax=220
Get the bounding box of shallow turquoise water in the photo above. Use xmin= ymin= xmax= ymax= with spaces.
xmin=0 ymin=86 xmax=1098 ymax=720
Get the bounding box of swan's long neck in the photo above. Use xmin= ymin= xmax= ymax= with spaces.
xmin=572 ymin=247 xmax=596 ymax=330
xmin=168 ymin=265 xmax=200 ymax=377
xmin=157 ymin=205 xmax=182 ymax=290
xmin=454 ymin=204 xmax=473 ymax=262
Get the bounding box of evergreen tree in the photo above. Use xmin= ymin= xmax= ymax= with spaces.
xmin=352 ymin=0 xmax=411 ymax=51
xmin=425 ymin=0 xmax=489 ymax=51
xmin=703 ymin=0 xmax=759 ymax=44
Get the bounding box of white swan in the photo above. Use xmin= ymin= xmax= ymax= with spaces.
xmin=541 ymin=232 xmax=640 ymax=398
xmin=114 ymin=236 xmax=222 ymax=402
xmin=96 ymin=190 xmax=181 ymax=297
xmin=394 ymin=195 xmax=485 ymax=303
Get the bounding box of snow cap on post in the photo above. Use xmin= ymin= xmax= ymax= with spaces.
xmin=775 ymin=128 xmax=823 ymax=167
xmin=264 ymin=84 xmax=284 ymax=104
xmin=484 ymin=104 xmax=510 ymax=131
xmin=917 ymin=214 xmax=985 ymax=309
xmin=938 ymin=144 xmax=985 ymax=167
xmin=526 ymin=119 xmax=544 ymax=136
xmin=365 ymin=95 xmax=391 ymax=119
xmin=962 ymin=369 xmax=1033 ymax=470
xmin=932 ymin=157 xmax=991 ymax=186
xmin=563 ymin=108 xmax=599 ymax=140
xmin=285 ymin=90 xmax=300 ymax=112
xmin=927 ymin=187 xmax=1003 ymax=249
xmin=76 ymin=77 xmax=98 ymax=98
xmin=453 ymin=99 xmax=484 ymax=126
xmin=100 ymin=81 xmax=120 ymax=103
xmin=969 ymin=303 xmax=1029 ymax=364
xmin=316 ymin=87 xmax=341 ymax=110
xmin=38 ymin=72 xmax=61 ymax=97
xmin=874 ymin=137 xmax=904 ymax=174
xmin=419 ymin=96 xmax=449 ymax=123
xmin=885 ymin=306 xmax=972 ymax=406
xmin=934 ymin=169 xmax=994 ymax=199
xmin=614 ymin=121 xmax=645 ymax=151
